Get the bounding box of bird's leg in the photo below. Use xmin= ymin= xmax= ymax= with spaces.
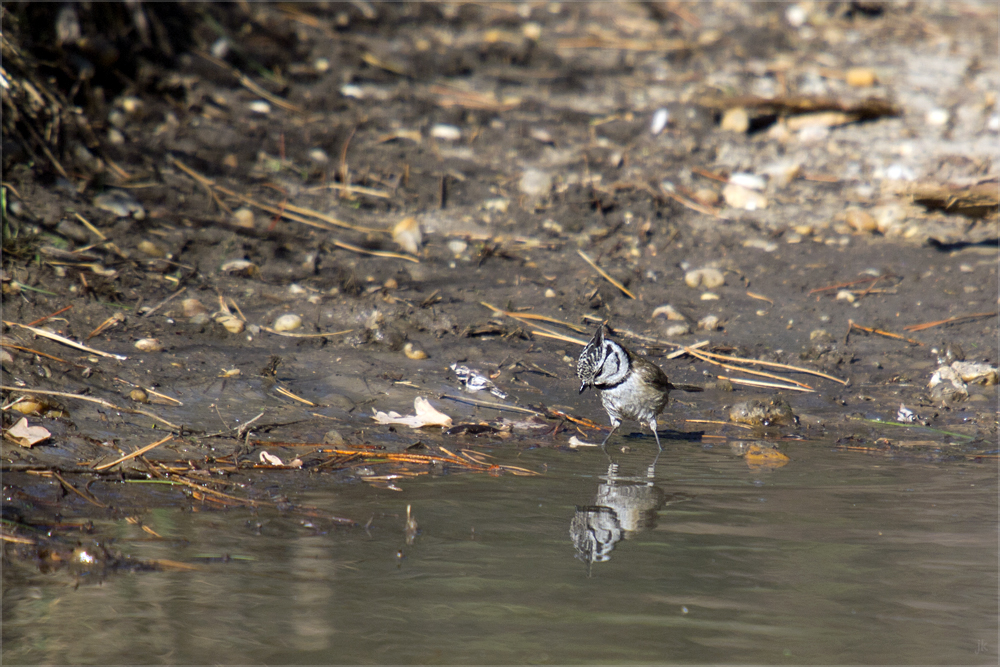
xmin=650 ymin=418 xmax=662 ymax=451
xmin=600 ymin=419 xmax=620 ymax=451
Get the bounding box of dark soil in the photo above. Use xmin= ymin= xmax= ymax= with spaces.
xmin=2 ymin=2 xmax=997 ymax=565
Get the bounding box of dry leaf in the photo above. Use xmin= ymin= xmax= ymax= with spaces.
xmin=7 ymin=417 xmax=51 ymax=447
xmin=372 ymin=396 xmax=452 ymax=428
xmin=259 ymin=451 xmax=283 ymax=466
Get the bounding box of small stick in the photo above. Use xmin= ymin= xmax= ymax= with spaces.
xmin=51 ymin=471 xmax=107 ymax=507
xmin=331 ymin=240 xmax=418 ymax=263
xmin=94 ymin=435 xmax=174 ymax=471
xmin=274 ymin=386 xmax=317 ymax=406
xmin=808 ymin=275 xmax=886 ymax=295
xmin=661 ymin=190 xmax=723 ymax=217
xmin=25 ymin=305 xmax=73 ymax=327
xmin=577 ymin=250 xmax=636 ymax=299
xmin=439 ymin=394 xmax=544 ymax=416
xmin=3 ymin=321 xmax=128 ymax=360
xmin=746 ymin=291 xmax=774 ymax=304
xmin=141 ymin=289 xmax=187 ymax=319
xmin=261 ymin=327 xmax=353 ymax=338
xmin=73 ymin=213 xmax=127 ymax=258
xmin=86 ymin=312 xmax=126 ymax=339
xmin=685 ymin=348 xmax=813 ymax=389
xmin=848 ymin=320 xmax=924 ymax=345
xmin=717 ymin=376 xmax=813 ymax=392
xmin=0 ymin=342 xmax=68 ymax=364
xmin=480 ymin=302 xmax=588 ymax=332
xmin=531 ymin=330 xmax=588 ymax=346
xmin=903 ymin=311 xmax=997 ymax=332
xmin=0 ymin=386 xmax=180 ymax=430
xmin=683 ymin=346 xmax=848 ymax=385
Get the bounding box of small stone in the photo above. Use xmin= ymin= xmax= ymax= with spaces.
xmin=700 ymin=292 xmax=720 ymax=301
xmin=786 ymin=4 xmax=808 ymax=27
xmin=403 ymin=342 xmax=428 ymax=360
xmin=323 ymin=429 xmax=344 ymax=445
xmin=188 ymin=312 xmax=211 ymax=326
xmin=393 ymin=217 xmax=422 ymax=255
xmin=743 ymin=238 xmax=778 ymax=252
xmin=529 ymin=127 xmax=554 ymax=144
xmin=925 ymin=108 xmax=950 ymax=126
xmin=664 ymin=323 xmax=690 ymax=337
xmin=129 ymin=389 xmax=149 ymax=403
xmin=836 ymin=290 xmax=856 ymax=303
xmin=248 ymin=100 xmax=271 ymax=114
xmin=430 ymin=124 xmax=462 ymax=141
xmin=93 ymin=189 xmax=145 ymax=219
xmin=483 ymin=198 xmax=510 ymax=212
xmin=447 ymin=239 xmax=468 ymax=255
xmin=519 ymin=168 xmax=553 ymax=197
xmin=692 ymin=188 xmax=720 ymax=206
xmin=308 ymin=148 xmax=329 ymax=163
xmin=272 ymin=314 xmax=302 ymax=332
xmin=720 ymin=107 xmax=750 ymax=133
xmin=845 ymin=68 xmax=876 ymax=87
xmin=650 ymin=108 xmax=670 ymax=135
xmin=544 ymin=288 xmax=556 ymax=298
xmin=698 ymin=314 xmax=721 ymax=331
xmin=652 ymin=304 xmax=687 ymax=321
xmin=216 ymin=314 xmax=245 ymax=334
xmin=137 ymin=240 xmax=165 ymax=257
xmin=107 ymin=128 xmax=125 ymax=145
xmin=845 ymin=209 xmax=878 ymax=233
xmin=220 ymin=259 xmax=257 ymax=275
xmin=723 ymin=183 xmax=768 ymax=210
xmin=728 ymin=173 xmax=766 ymax=191
xmin=685 ymin=267 xmax=725 ymax=289
xmin=383 ymin=278 xmax=398 ymax=290
xmin=182 ymin=298 xmax=208 ymax=317
xmin=134 ymin=338 xmax=163 ymax=352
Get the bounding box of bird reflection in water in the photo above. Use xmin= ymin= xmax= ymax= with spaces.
xmin=569 ymin=452 xmax=690 ymax=571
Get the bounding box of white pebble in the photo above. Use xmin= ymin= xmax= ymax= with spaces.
xmin=447 ymin=239 xmax=468 ymax=255
xmin=722 ymin=183 xmax=768 ymax=210
xmin=836 ymin=290 xmax=856 ymax=303
xmin=700 ymin=293 xmax=720 ymax=301
xmin=652 ymin=304 xmax=686 ymax=321
xmin=288 ymin=284 xmax=307 ymax=295
xmin=314 ymin=58 xmax=330 ymax=72
xmin=664 ymin=323 xmax=690 ymax=337
xmin=340 ymin=84 xmax=364 ymax=99
xmin=728 ymin=172 xmax=766 ymax=191
xmin=308 ymin=148 xmax=329 ymax=163
xmin=519 ymin=168 xmax=553 ymax=197
xmin=430 ymin=124 xmax=462 ymax=141
xmin=216 ymin=314 xmax=245 ymax=334
xmin=925 ymin=108 xmax=950 ymax=126
xmin=544 ymin=288 xmax=556 ymax=298
xmin=650 ymin=108 xmax=670 ymax=135
xmin=743 ymin=238 xmax=778 ymax=252
xmin=698 ymin=314 xmax=721 ymax=330
xmin=786 ymin=4 xmax=808 ymax=27
xmin=392 ymin=217 xmax=422 ymax=255
xmin=134 ymin=338 xmax=163 ymax=352
xmin=231 ymin=208 xmax=255 ymax=229
xmin=685 ymin=267 xmax=725 ymax=289
xmin=248 ymin=100 xmax=271 ymax=114
xmin=884 ymin=163 xmax=916 ymax=181
xmin=273 ymin=314 xmax=302 ymax=332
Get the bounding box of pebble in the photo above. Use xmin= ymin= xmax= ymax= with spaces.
xmin=743 ymin=238 xmax=777 ymax=252
xmin=845 ymin=208 xmax=878 ymax=233
xmin=129 ymin=389 xmax=149 ymax=403
xmin=483 ymin=198 xmax=510 ymax=212
xmin=698 ymin=314 xmax=721 ymax=331
xmin=430 ymin=124 xmax=462 ymax=141
xmin=272 ymin=314 xmax=302 ymax=332
xmin=134 ymin=338 xmax=163 ymax=352
xmin=836 ymin=290 xmax=856 ymax=303
xmin=700 ymin=293 xmax=720 ymax=301
xmin=188 ymin=312 xmax=211 ymax=326
xmin=137 ymin=240 xmax=165 ymax=257
xmin=308 ymin=148 xmax=329 ymax=164
xmin=925 ymin=108 xmax=950 ymax=126
xmin=652 ymin=304 xmax=686 ymax=321
xmin=845 ymin=67 xmax=876 ymax=87
xmin=519 ymin=168 xmax=553 ymax=197
xmin=723 ymin=183 xmax=768 ymax=210
xmin=544 ymin=288 xmax=556 ymax=298
xmin=323 ymin=429 xmax=344 ymax=445
xmin=785 ymin=3 xmax=808 ymax=27
xmin=182 ymin=298 xmax=207 ymax=317
xmin=663 ymin=323 xmax=690 ymax=337
xmin=650 ymin=108 xmax=670 ymax=135
xmin=729 ymin=397 xmax=796 ymax=426
xmin=216 ymin=314 xmax=245 ymax=334
xmin=720 ymin=107 xmax=749 ymax=133
xmin=692 ymin=188 xmax=720 ymax=206
xmin=728 ymin=173 xmax=766 ymax=191
xmin=685 ymin=267 xmax=725 ymax=289
xmin=393 ymin=217 xmax=422 ymax=255
xmin=248 ymin=100 xmax=271 ymax=114
xmin=447 ymin=239 xmax=468 ymax=255
xmin=220 ymin=259 xmax=258 ymax=275
xmin=403 ymin=342 xmax=428 ymax=360
xmin=529 ymin=127 xmax=554 ymax=144
xmin=93 ymin=190 xmax=145 ymax=219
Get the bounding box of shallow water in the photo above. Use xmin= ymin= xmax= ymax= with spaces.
xmin=3 ymin=440 xmax=997 ymax=665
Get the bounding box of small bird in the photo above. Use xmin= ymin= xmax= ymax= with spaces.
xmin=577 ymin=325 xmax=702 ymax=450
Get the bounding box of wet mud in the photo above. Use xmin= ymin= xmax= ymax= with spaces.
xmin=2 ymin=2 xmax=998 ymax=583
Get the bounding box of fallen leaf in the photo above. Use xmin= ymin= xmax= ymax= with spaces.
xmin=372 ymin=396 xmax=453 ymax=428
xmin=7 ymin=418 xmax=51 ymax=447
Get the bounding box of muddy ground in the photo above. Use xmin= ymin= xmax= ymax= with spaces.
xmin=2 ymin=2 xmax=998 ymax=573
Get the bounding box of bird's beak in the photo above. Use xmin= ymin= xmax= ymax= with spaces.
xmin=579 ymin=382 xmax=588 ymax=394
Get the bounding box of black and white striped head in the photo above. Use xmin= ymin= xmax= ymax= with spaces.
xmin=577 ymin=325 xmax=630 ymax=393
